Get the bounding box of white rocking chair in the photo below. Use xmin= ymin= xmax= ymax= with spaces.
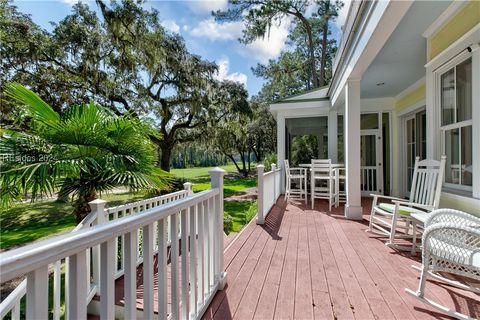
xmin=284 ymin=160 xmax=307 ymax=203
xmin=405 ymin=209 xmax=480 ymax=320
xmin=368 ymin=156 xmax=446 ymax=250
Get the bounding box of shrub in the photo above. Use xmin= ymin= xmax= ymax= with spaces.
xmin=262 ymin=153 xmax=277 ymax=172
xmin=224 ymin=214 xmax=233 ymax=234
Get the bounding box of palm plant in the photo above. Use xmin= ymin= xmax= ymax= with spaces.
xmin=0 ymin=83 xmax=170 ymax=222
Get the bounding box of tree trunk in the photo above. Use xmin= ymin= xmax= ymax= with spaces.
xmin=319 ymin=2 xmax=331 ymax=87
xmin=297 ymin=14 xmax=319 ymax=88
xmin=227 ymin=154 xmax=242 ymax=174
xmin=159 ymin=141 xmax=173 ymax=172
xmin=73 ymin=190 xmax=97 ymax=224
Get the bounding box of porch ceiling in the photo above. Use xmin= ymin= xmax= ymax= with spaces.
xmin=360 ymin=1 xmax=452 ymax=99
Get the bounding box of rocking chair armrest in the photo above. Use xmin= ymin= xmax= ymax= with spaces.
xmin=390 ymin=200 xmax=433 ymax=212
xmin=370 ymin=194 xmax=405 ymax=203
xmin=370 ymin=193 xmax=405 ymax=206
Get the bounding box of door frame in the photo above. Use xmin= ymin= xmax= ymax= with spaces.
xmin=360 ymin=129 xmax=383 ymax=196
xmin=400 ymin=106 xmax=426 ymax=197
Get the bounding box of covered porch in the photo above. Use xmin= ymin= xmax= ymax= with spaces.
xmin=204 ymin=198 xmax=480 ymax=319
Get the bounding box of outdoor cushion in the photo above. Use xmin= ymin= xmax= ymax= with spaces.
xmin=377 ymin=203 xmax=423 ymax=216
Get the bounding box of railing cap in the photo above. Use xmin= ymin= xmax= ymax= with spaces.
xmin=209 ymin=167 xmax=227 ymax=175
xmin=89 ymin=199 xmax=107 ymax=205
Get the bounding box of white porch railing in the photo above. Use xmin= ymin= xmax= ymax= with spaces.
xmin=0 ymin=169 xmax=227 ymax=320
xmin=256 ymin=164 xmax=282 ymax=224
xmin=361 ymin=166 xmax=378 ymax=192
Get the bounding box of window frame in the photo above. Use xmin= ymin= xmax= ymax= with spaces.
xmin=435 ymin=54 xmax=473 ymax=192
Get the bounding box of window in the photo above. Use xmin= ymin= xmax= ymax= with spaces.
xmin=439 ymin=57 xmax=472 ymax=189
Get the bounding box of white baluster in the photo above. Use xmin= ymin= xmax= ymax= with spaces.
xmin=100 ymin=240 xmax=115 ymax=320
xmin=171 ymin=213 xmax=180 ymax=320
xmin=53 ymin=260 xmax=61 ymax=320
xmin=203 ymin=199 xmax=210 ymax=296
xmin=189 ymin=205 xmax=198 ymax=318
xmin=157 ymin=218 xmax=168 ymax=319
xmin=256 ymin=165 xmax=265 ymax=225
xmin=67 ymin=251 xmax=87 ymax=320
xmin=124 ymin=230 xmax=137 ymax=319
xmin=26 ymin=266 xmax=48 ymax=319
xmin=197 ymin=201 xmax=205 ymax=305
xmin=181 ymin=208 xmax=190 ymax=319
xmin=143 ymin=224 xmax=154 ymax=319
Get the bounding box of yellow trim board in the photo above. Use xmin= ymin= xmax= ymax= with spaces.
xmin=394 ymin=84 xmax=426 ymax=112
xmin=429 ymin=1 xmax=480 ymax=60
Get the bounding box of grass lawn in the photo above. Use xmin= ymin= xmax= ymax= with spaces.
xmin=172 ymin=164 xmax=257 ymax=197
xmin=1 ymin=164 xmax=257 ymax=250
xmin=170 ymin=163 xmax=240 ymax=180
xmin=0 ymin=190 xmax=153 ymax=250
xmin=224 ymin=201 xmax=256 ymax=233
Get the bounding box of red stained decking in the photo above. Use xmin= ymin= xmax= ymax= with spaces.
xmin=203 ymin=198 xmax=480 ymax=320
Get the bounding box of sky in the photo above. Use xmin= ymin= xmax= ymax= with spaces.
xmin=13 ymin=0 xmax=350 ymax=97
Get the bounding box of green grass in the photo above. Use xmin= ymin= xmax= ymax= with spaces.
xmin=1 ymin=164 xmax=258 ymax=250
xmin=171 ymin=163 xmax=240 ymax=180
xmin=225 ymin=201 xmax=257 ymax=233
xmin=0 ymin=190 xmax=153 ymax=250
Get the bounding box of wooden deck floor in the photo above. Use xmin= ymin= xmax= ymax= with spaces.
xmin=202 ymin=198 xmax=480 ymax=320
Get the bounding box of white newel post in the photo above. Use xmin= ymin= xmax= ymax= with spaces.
xmin=256 ymin=164 xmax=265 ymax=225
xmin=184 ymin=182 xmax=194 ymax=196
xmin=271 ymin=163 xmax=277 ymax=201
xmin=344 ymin=79 xmax=363 ymax=220
xmin=277 ymin=115 xmax=286 ymax=193
xmin=90 ymin=199 xmax=107 ymax=293
xmin=209 ymin=167 xmax=227 ymax=289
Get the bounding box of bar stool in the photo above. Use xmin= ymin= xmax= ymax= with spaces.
xmin=284 ymin=160 xmax=307 ymax=203
xmin=310 ymin=159 xmax=336 ymax=210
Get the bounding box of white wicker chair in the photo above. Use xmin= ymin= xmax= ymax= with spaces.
xmin=284 ymin=160 xmax=307 ymax=203
xmin=405 ymin=209 xmax=480 ymax=320
xmin=368 ymin=156 xmax=446 ymax=250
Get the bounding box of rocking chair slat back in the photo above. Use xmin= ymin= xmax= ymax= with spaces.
xmin=409 ymin=156 xmax=446 ymax=209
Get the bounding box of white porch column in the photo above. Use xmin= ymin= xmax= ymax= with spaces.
xmin=277 ymin=115 xmax=286 ymax=193
xmin=328 ymin=110 xmax=338 ymax=162
xmin=344 ymin=79 xmax=363 ymax=220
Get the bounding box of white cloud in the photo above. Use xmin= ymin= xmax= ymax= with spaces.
xmin=62 ymin=0 xmax=86 ymax=6
xmin=241 ymin=20 xmax=291 ymax=64
xmin=215 ymin=57 xmax=247 ymax=86
xmin=190 ymin=18 xmax=242 ymax=41
xmin=182 ymin=25 xmax=189 ymax=32
xmin=188 ymin=0 xmax=228 ymax=13
xmin=161 ymin=20 xmax=180 ymax=33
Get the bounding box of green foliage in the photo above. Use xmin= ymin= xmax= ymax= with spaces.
xmin=214 ymin=0 xmax=343 ymax=89
xmin=224 ymin=200 xmax=257 ymax=233
xmin=0 ymin=0 xmax=250 ymax=172
xmin=291 ymin=135 xmax=319 ymax=166
xmin=0 ymin=190 xmax=152 ymax=249
xmin=0 ymin=83 xmax=170 ymax=221
xmin=223 ymin=214 xmax=233 ymax=234
xmin=262 ymin=153 xmax=278 ymax=172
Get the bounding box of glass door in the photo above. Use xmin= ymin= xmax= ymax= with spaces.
xmin=360 ymin=131 xmax=383 ymax=194
xmin=404 ymin=109 xmax=426 ymax=196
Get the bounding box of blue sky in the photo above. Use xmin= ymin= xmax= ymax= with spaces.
xmin=14 ymin=0 xmax=349 ymax=97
